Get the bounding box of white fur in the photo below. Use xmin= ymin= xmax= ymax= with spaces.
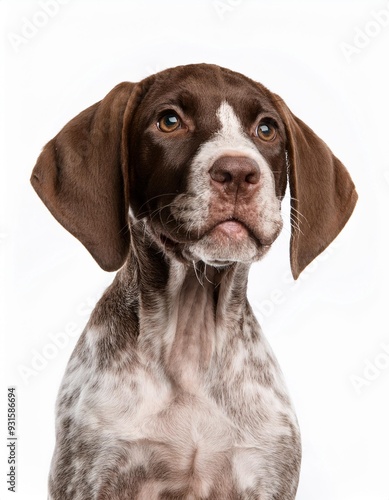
xmin=182 ymin=101 xmax=282 ymax=264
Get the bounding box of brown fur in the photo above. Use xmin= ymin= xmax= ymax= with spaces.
xmin=31 ymin=64 xmax=357 ymax=499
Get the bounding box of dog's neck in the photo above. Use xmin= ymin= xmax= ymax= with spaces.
xmin=120 ymin=223 xmax=252 ymax=387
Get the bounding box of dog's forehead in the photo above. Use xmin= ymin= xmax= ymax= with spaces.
xmin=141 ymin=64 xmax=277 ymax=125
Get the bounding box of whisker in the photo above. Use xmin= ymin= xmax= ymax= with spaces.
xmin=137 ymin=193 xmax=178 ymax=215
xmin=290 ymin=205 xmax=308 ymax=223
xmin=193 ymin=261 xmax=204 ymax=287
xmin=141 ymin=200 xmax=178 ymax=221
xmin=203 ymin=263 xmax=214 ymax=285
xmin=289 ymin=216 xmax=304 ymax=236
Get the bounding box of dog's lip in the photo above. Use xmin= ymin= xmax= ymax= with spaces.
xmin=158 ymin=218 xmax=262 ymax=247
xmin=207 ymin=219 xmax=281 ymax=249
xmin=210 ymin=220 xmax=249 ymax=240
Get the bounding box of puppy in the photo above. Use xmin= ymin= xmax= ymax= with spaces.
xmin=31 ymin=64 xmax=357 ymax=499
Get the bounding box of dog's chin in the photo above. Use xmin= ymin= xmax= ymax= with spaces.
xmin=184 ymin=221 xmax=271 ymax=266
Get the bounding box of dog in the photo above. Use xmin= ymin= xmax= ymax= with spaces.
xmin=31 ymin=63 xmax=357 ymax=499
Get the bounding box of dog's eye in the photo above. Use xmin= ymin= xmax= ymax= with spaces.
xmin=157 ymin=113 xmax=181 ymax=133
xmin=255 ymin=122 xmax=277 ymax=142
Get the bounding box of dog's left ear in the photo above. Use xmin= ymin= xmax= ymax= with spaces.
xmin=272 ymin=94 xmax=358 ymax=279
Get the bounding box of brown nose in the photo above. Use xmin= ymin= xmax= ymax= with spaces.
xmin=209 ymin=156 xmax=260 ymax=194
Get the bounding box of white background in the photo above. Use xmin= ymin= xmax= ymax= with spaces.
xmin=1 ymin=0 xmax=389 ymax=498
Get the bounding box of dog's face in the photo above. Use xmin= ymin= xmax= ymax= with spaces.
xmin=129 ymin=66 xmax=287 ymax=266
xmin=31 ymin=64 xmax=357 ymax=278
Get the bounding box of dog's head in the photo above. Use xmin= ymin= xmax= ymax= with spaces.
xmin=31 ymin=64 xmax=357 ymax=278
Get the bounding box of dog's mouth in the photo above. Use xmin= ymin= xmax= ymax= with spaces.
xmin=159 ymin=218 xmax=252 ymax=245
xmin=207 ymin=219 xmax=250 ymax=242
xmin=156 ymin=217 xmax=273 ymax=265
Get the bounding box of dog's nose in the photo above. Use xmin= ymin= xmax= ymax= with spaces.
xmin=209 ymin=156 xmax=260 ymax=194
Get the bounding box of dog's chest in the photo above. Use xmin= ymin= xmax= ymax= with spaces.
xmin=78 ymin=317 xmax=295 ymax=497
xmin=57 ymin=269 xmax=300 ymax=497
xmin=129 ymin=377 xmax=237 ymax=497
xmin=59 ymin=297 xmax=297 ymax=499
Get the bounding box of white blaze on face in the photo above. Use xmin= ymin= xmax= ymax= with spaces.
xmin=170 ymin=100 xmax=283 ymax=264
xmin=194 ymin=101 xmax=271 ymax=168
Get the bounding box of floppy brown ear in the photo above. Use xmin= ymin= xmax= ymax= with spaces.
xmin=31 ymin=82 xmax=138 ymax=272
xmin=272 ymin=95 xmax=358 ymax=279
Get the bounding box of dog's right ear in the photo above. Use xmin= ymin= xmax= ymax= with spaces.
xmin=31 ymin=82 xmax=140 ymax=272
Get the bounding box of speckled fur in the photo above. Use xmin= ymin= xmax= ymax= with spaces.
xmin=31 ymin=64 xmax=357 ymax=499
xmin=50 ymin=231 xmax=301 ymax=499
